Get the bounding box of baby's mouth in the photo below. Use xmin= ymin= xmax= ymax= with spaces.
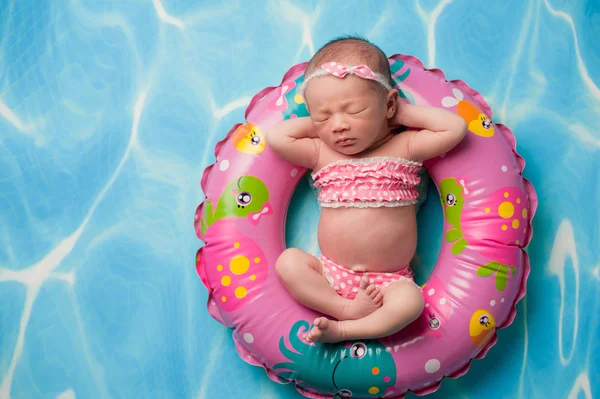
xmin=336 ymin=138 xmax=355 ymax=146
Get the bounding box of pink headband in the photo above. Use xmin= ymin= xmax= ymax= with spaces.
xmin=299 ymin=62 xmax=393 ymax=96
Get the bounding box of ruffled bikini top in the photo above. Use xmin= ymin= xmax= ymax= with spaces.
xmin=311 ymin=156 xmax=422 ymax=208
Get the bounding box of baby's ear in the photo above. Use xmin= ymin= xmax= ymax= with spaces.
xmin=385 ymin=89 xmax=399 ymax=119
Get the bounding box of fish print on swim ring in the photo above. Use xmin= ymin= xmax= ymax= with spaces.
xmin=440 ymin=178 xmax=529 ymax=290
xmin=273 ymin=320 xmax=397 ymax=398
xmin=200 ymin=175 xmax=271 ymax=235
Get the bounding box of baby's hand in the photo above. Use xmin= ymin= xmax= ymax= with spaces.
xmin=390 ymin=102 xmax=467 ymax=162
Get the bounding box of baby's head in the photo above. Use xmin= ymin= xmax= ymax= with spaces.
xmin=300 ymin=36 xmax=398 ymax=155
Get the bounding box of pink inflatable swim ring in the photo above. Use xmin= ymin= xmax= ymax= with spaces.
xmin=194 ymin=54 xmax=538 ymax=399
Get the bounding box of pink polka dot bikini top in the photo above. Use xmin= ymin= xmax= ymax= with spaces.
xmin=311 ymin=156 xmax=423 ymax=208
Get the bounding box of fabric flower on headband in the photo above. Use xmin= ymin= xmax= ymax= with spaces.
xmin=298 ymin=61 xmax=393 ymax=97
xmin=321 ymin=62 xmax=380 ymax=80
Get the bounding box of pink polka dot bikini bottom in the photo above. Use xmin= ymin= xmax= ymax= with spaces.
xmin=320 ymin=254 xmax=415 ymax=300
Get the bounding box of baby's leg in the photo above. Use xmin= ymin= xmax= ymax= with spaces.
xmin=308 ymin=279 xmax=424 ymax=343
xmin=276 ymin=248 xmax=382 ymax=322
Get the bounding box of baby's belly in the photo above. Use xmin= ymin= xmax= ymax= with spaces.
xmin=317 ymin=206 xmax=418 ymax=273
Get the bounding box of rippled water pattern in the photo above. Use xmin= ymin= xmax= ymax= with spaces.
xmin=1 ymin=1 xmax=598 ymax=398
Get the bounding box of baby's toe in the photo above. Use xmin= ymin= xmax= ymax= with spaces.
xmin=368 ymin=286 xmax=380 ymax=299
xmin=365 ymin=284 xmax=376 ymax=295
xmin=359 ymin=276 xmax=370 ymax=290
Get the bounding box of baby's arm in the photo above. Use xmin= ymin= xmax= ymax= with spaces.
xmin=393 ymin=102 xmax=468 ymax=162
xmin=265 ymin=117 xmax=320 ymax=169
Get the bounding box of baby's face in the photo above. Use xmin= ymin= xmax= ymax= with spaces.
xmin=304 ymin=74 xmax=391 ymax=155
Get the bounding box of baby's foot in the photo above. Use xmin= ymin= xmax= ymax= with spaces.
xmin=306 ymin=317 xmax=346 ymax=343
xmin=342 ymin=276 xmax=383 ymax=320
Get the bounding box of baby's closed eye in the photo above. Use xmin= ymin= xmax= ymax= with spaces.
xmin=313 ymin=116 xmax=330 ymax=123
xmin=348 ymin=107 xmax=366 ymax=115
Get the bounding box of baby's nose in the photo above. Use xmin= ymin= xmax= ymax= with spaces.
xmin=331 ymin=114 xmax=349 ymax=132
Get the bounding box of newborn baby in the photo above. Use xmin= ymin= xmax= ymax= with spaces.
xmin=266 ymin=36 xmax=467 ymax=343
